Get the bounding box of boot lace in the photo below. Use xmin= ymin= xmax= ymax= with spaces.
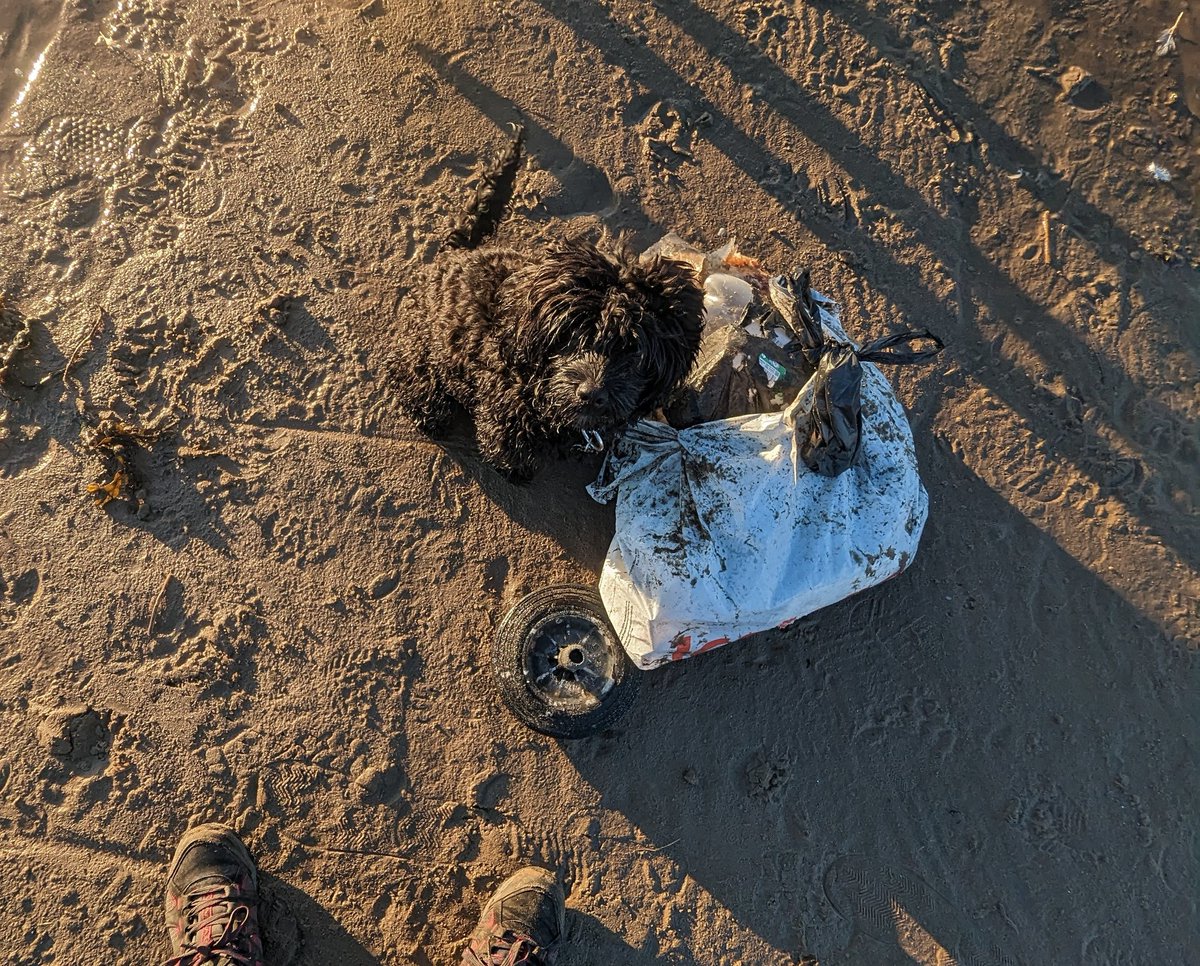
xmin=163 ymin=884 xmax=262 ymax=966
xmin=462 ymin=930 xmax=545 ymax=966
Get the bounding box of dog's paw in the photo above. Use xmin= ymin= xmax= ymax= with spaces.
xmin=405 ymin=406 xmax=452 ymax=436
xmin=473 ymin=416 xmax=542 ymax=484
xmin=478 ymin=435 xmax=540 ymax=485
xmin=486 ymin=450 xmax=537 ymax=486
xmin=497 ymin=463 xmax=534 ymax=486
xmin=390 ymin=387 xmax=453 ymax=436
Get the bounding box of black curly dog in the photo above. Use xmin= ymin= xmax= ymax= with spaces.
xmin=389 ymin=128 xmax=704 ymax=483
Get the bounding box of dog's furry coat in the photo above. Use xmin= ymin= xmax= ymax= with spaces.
xmin=389 ymin=131 xmax=704 ymax=482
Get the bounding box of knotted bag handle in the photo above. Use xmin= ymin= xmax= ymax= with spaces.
xmin=854 ymin=329 xmax=944 ymax=365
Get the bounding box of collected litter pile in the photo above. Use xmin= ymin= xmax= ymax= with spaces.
xmin=492 ymin=235 xmax=941 ymax=738
xmin=589 ymin=235 xmax=943 ymax=669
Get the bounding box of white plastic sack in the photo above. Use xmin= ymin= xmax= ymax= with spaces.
xmin=588 ymin=310 xmax=928 ymax=670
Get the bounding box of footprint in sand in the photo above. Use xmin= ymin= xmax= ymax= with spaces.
xmin=823 ymin=854 xmax=1021 ymax=966
xmin=39 ymin=706 xmax=114 ymax=777
xmin=636 ymin=99 xmax=695 ymax=183
xmin=0 ymin=568 xmax=41 ymax=626
xmin=2 ymin=114 xmax=131 ymax=199
xmin=99 ymin=0 xmax=184 ymax=55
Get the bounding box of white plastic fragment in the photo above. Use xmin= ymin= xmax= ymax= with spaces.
xmin=640 ymin=232 xmax=707 ymax=272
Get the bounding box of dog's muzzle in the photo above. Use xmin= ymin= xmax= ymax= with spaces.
xmin=545 ymin=351 xmax=644 ymax=448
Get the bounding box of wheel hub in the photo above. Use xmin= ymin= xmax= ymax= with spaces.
xmin=524 ymin=611 xmax=616 ymax=711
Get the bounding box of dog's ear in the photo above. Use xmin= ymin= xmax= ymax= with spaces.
xmin=625 ymin=254 xmax=705 ymax=410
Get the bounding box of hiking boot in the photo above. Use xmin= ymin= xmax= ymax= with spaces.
xmin=162 ymin=823 xmax=265 ymax=966
xmin=461 ymin=866 xmax=566 ymax=965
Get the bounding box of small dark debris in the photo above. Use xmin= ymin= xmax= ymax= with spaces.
xmin=272 ymin=102 xmax=303 ymax=126
xmin=84 ymin=416 xmax=171 ymax=510
xmin=1059 ymin=66 xmax=1110 ymax=110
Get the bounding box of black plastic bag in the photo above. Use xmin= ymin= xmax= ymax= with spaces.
xmin=768 ymin=270 xmax=944 ymax=476
xmin=800 ymin=329 xmax=942 ymax=475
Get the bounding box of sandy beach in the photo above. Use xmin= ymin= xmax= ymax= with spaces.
xmin=1 ymin=0 xmax=1197 ymax=963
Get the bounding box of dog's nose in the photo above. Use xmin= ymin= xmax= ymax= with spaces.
xmin=576 ymin=382 xmax=607 ymax=407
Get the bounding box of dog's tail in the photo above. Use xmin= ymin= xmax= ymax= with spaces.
xmin=443 ymin=123 xmax=525 ymax=251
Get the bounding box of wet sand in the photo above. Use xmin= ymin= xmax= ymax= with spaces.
xmin=0 ymin=1 xmax=1197 ymax=963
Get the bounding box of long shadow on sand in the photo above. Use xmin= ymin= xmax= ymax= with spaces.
xmin=560 ymin=435 xmax=1195 ymax=962
xmin=260 ymin=872 xmax=381 ymax=966
xmin=805 ymin=0 xmax=1193 ymax=266
xmin=412 ymin=41 xmax=667 ymax=241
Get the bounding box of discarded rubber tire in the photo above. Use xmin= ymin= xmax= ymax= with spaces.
xmin=492 ymin=585 xmax=640 ymax=739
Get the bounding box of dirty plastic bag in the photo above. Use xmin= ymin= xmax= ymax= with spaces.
xmin=663 ymin=324 xmax=809 ymax=427
xmin=588 ymin=304 xmax=930 ymax=669
xmin=702 ymin=273 xmax=755 ymax=332
xmin=801 ymin=328 xmax=942 ymax=475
